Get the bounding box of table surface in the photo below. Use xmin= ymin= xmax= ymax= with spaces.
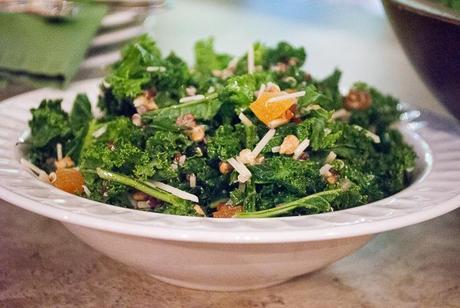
xmin=0 ymin=0 xmax=459 ymax=307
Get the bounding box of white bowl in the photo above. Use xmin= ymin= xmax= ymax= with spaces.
xmin=1 ymin=79 xmax=459 ymax=291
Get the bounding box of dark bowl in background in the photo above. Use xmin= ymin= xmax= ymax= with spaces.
xmin=382 ymin=0 xmax=460 ymax=119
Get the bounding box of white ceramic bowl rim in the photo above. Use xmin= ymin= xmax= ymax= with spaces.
xmin=0 ymin=79 xmax=459 ymax=244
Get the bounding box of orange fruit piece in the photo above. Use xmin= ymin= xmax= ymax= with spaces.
xmin=53 ymin=168 xmax=84 ymax=195
xmin=249 ymin=91 xmax=296 ymax=126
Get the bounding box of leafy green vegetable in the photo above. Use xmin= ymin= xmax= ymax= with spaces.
xmin=207 ymin=124 xmax=243 ymax=160
xmin=250 ymin=157 xmax=325 ymax=195
xmin=220 ymin=74 xmax=256 ymax=109
xmin=28 ymin=99 xmax=71 ymax=148
xmin=96 ymin=168 xmax=195 ymax=216
xmin=26 ymin=35 xmax=417 ymax=218
xmin=236 ymin=189 xmax=341 ymax=218
xmin=142 ymin=93 xmax=220 ymax=124
xmin=194 ymin=38 xmax=231 ymax=74
xmin=264 ymin=41 xmax=306 ymax=67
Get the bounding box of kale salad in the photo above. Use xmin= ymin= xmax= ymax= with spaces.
xmin=23 ymin=35 xmax=416 ymax=218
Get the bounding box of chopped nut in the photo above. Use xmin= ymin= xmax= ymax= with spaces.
xmin=176 ymin=113 xmax=196 ymax=128
xmin=145 ymin=100 xmax=158 ymax=111
xmin=133 ymin=92 xmax=158 ymax=114
xmin=194 ymin=204 xmax=206 ymax=216
xmin=136 ymin=105 xmax=147 ymax=115
xmin=326 ymin=174 xmax=338 ymax=184
xmin=219 ymin=161 xmax=233 ymax=174
xmin=190 ymin=125 xmax=205 ymax=142
xmin=136 ymin=201 xmax=151 ymax=209
xmin=265 ymin=82 xmax=281 ymax=93
xmin=132 ymin=191 xmax=148 ymax=201
xmin=212 ymin=203 xmax=242 ymax=218
xmin=279 ymin=135 xmax=300 ymax=155
xmin=344 ymin=89 xmax=372 ymax=110
xmin=298 ymin=152 xmax=309 ymax=161
xmin=132 ymin=113 xmax=142 ymax=127
xmin=238 ymin=149 xmax=255 ymax=165
xmin=186 ymin=86 xmax=197 ymax=96
xmin=271 ymin=62 xmax=288 ymax=73
xmin=54 ymin=156 xmax=74 ymax=170
xmin=288 ymin=57 xmax=299 ymax=66
xmin=254 ymin=155 xmax=265 ymax=165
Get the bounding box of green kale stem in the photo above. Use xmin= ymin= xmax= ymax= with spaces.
xmin=235 ymin=189 xmax=342 ymax=218
xmin=95 ymin=168 xmax=188 ymax=206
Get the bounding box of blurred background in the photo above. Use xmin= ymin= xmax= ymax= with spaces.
xmin=0 ymin=0 xmax=449 ymax=118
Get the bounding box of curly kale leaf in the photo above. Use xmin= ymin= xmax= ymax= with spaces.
xmin=348 ymin=83 xmax=401 ymax=132
xmin=250 ymin=157 xmax=325 ymax=195
xmin=207 ymin=124 xmax=243 ymax=160
xmin=297 ymin=84 xmax=336 ymax=112
xmin=106 ymin=34 xmax=162 ymax=100
xmin=296 ymin=117 xmax=342 ymax=151
xmin=264 ymin=41 xmax=306 ymax=67
xmin=182 ymin=157 xmax=229 ymax=206
xmin=371 ymin=129 xmax=416 ymax=195
xmin=311 ymin=69 xmax=343 ymax=111
xmin=194 ymin=38 xmax=232 ymax=74
xmin=96 ymin=168 xmax=195 ymax=216
xmin=152 ymin=52 xmax=191 ymax=98
xmin=66 ymin=94 xmax=94 ymax=163
xmin=28 ymin=99 xmax=71 ymax=148
xmin=220 ymin=74 xmax=256 ymax=109
xmin=236 ymin=189 xmax=340 ymax=218
xmin=229 ymin=180 xmax=256 ymax=212
xmin=142 ymin=93 xmax=221 ymax=124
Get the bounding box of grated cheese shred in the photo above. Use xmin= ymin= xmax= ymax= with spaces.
xmin=179 ymin=94 xmax=205 ymax=103
xmin=293 ymin=137 xmax=310 ymax=160
xmin=148 ymin=181 xmax=199 ymax=203
xmin=247 ymin=45 xmax=255 ymax=74
xmin=238 ymin=113 xmax=254 ymax=127
xmin=56 ymin=143 xmax=63 ymax=161
xmin=266 ymin=91 xmax=305 ymax=103
xmin=251 ymin=128 xmax=276 ymax=158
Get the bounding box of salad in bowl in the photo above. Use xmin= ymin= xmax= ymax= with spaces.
xmin=22 ymin=35 xmax=416 ymax=219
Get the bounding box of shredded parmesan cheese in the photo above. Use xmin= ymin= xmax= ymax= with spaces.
xmin=179 ymin=94 xmax=205 ymax=103
xmin=20 ymin=158 xmax=49 ymax=183
xmin=20 ymin=158 xmax=45 ymax=175
xmin=238 ymin=113 xmax=254 ymax=127
xmin=319 ymin=164 xmax=333 ymax=177
xmin=178 ymin=155 xmax=186 ymax=167
xmin=247 ymin=45 xmax=255 ymax=74
xmin=251 ymin=128 xmax=276 ymax=158
xmin=189 ymin=173 xmax=197 ymax=188
xmin=267 ymin=118 xmax=289 ymax=128
xmin=146 ymin=66 xmax=166 ymax=72
xmin=271 ymin=146 xmax=280 ymax=153
xmin=332 ymin=108 xmax=351 ymax=120
xmin=148 ymin=181 xmax=199 ymax=203
xmin=227 ymin=57 xmax=239 ymax=70
xmin=266 ymin=91 xmax=305 ymax=103
xmin=82 ymin=185 xmax=91 ymax=197
xmin=293 ymin=137 xmax=310 ymax=160
xmin=365 ymin=131 xmax=381 ymax=144
xmin=325 ymin=151 xmax=337 ymax=163
xmin=256 ymin=83 xmax=266 ymax=99
xmin=92 ymin=125 xmax=107 ymax=138
xmin=227 ymin=157 xmax=252 ymax=181
xmin=56 ymin=143 xmax=63 ymax=161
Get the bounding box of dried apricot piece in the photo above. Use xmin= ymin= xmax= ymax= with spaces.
xmin=53 ymin=168 xmax=84 ymax=195
xmin=249 ymin=91 xmax=295 ymax=126
xmin=212 ymin=204 xmax=243 ymax=218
